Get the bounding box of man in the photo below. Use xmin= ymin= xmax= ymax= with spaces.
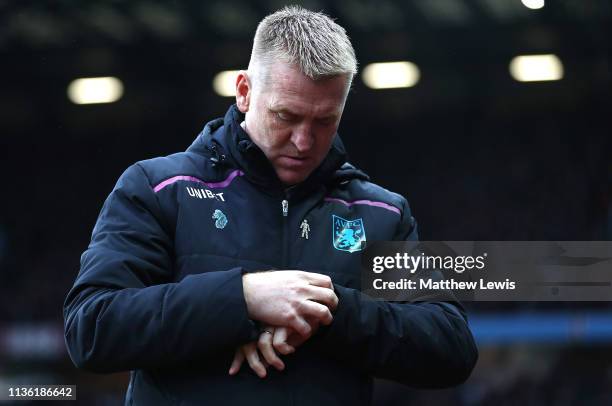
xmin=64 ymin=6 xmax=477 ymax=405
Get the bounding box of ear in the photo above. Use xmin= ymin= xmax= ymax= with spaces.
xmin=235 ymin=70 xmax=251 ymax=113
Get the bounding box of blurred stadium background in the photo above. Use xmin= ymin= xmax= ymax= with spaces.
xmin=0 ymin=0 xmax=611 ymax=404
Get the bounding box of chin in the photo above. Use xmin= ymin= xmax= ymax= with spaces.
xmin=278 ymin=169 xmax=311 ymax=186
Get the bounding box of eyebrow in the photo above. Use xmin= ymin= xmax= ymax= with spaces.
xmin=268 ymin=104 xmax=298 ymax=114
xmin=270 ymin=107 xmax=297 ymax=115
xmin=269 ymin=105 xmax=339 ymax=120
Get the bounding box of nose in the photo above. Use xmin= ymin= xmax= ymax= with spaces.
xmin=291 ymin=123 xmax=314 ymax=153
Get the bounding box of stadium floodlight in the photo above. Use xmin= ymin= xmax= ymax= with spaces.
xmin=509 ymin=54 xmax=564 ymax=82
xmin=362 ymin=61 xmax=420 ymax=89
xmin=521 ymin=0 xmax=545 ymax=10
xmin=67 ymin=77 xmax=124 ymax=104
xmin=213 ymin=70 xmax=240 ymax=97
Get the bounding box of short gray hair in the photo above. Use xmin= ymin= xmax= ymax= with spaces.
xmin=249 ymin=5 xmax=357 ymax=81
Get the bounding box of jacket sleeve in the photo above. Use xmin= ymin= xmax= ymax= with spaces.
xmin=314 ymin=199 xmax=478 ymax=388
xmin=63 ymin=163 xmax=258 ymax=373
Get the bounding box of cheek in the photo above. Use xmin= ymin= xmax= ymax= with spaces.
xmin=310 ymin=132 xmax=335 ymax=161
xmin=316 ymin=128 xmax=337 ymax=149
xmin=259 ymin=122 xmax=291 ymax=153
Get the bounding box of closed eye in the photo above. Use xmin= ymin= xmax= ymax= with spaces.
xmin=317 ymin=116 xmax=337 ymax=126
xmin=275 ymin=110 xmax=298 ymax=122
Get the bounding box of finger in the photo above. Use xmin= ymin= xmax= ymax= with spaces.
xmin=273 ymin=327 xmax=295 ymax=355
xmin=258 ymin=329 xmax=285 ymax=371
xmin=298 ymin=300 xmax=333 ymax=326
xmin=300 ymin=272 xmax=333 ymax=289
xmin=305 ymin=316 xmax=321 ymax=334
xmin=288 ymin=313 xmax=312 ymax=336
xmin=244 ymin=343 xmax=267 ymax=378
xmin=287 ymin=332 xmax=307 ymax=348
xmin=304 ymin=285 xmax=338 ymax=311
xmin=228 ymin=348 xmax=245 ymax=375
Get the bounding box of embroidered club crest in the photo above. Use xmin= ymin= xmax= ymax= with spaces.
xmin=212 ymin=209 xmax=228 ymax=229
xmin=332 ymin=215 xmax=366 ymax=252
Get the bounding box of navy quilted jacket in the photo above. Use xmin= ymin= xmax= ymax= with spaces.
xmin=63 ymin=104 xmax=478 ymax=405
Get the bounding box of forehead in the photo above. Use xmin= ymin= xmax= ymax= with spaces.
xmin=257 ymin=63 xmax=349 ymax=116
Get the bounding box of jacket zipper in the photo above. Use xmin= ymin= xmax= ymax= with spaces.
xmin=281 ymin=198 xmax=289 ymax=267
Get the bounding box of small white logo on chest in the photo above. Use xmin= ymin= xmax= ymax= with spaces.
xmin=186 ymin=186 xmax=225 ymax=202
xmin=300 ymin=219 xmax=310 ymax=239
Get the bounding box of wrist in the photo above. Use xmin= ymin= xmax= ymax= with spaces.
xmin=241 ymin=273 xmax=254 ymax=316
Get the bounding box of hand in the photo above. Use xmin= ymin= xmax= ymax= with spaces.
xmin=228 ymin=319 xmax=321 ymax=378
xmin=242 ymin=271 xmax=337 ymax=336
xmin=228 ymin=327 xmax=287 ymax=378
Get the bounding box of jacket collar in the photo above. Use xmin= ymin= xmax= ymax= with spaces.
xmin=188 ymin=104 xmax=349 ymax=199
